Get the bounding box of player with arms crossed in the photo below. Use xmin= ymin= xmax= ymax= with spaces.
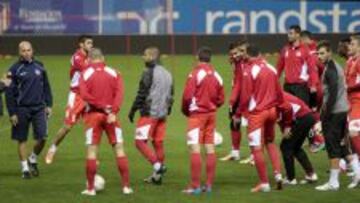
xmin=45 ymin=35 xmax=93 ymax=164
xmin=79 ymin=48 xmax=132 ymax=196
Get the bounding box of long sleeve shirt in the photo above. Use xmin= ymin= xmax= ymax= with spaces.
xmin=69 ymin=49 xmax=89 ymax=93
xmin=5 ymin=59 xmax=53 ymax=116
xmin=236 ymin=58 xmax=283 ymax=116
xmin=182 ymin=63 xmax=225 ymax=117
xmin=277 ymin=42 xmax=319 ymax=88
xmin=79 ymin=62 xmax=123 ymax=114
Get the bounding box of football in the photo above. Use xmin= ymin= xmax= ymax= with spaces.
xmin=214 ymin=131 xmax=223 ymax=146
xmin=87 ymin=174 xmax=105 ymax=191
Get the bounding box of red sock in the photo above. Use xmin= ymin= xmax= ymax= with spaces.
xmin=190 ymin=153 xmax=202 ymax=188
xmin=351 ymin=136 xmax=360 ymax=157
xmin=152 ymin=141 xmax=165 ymax=164
xmin=266 ymin=143 xmax=282 ymax=175
xmin=116 ymin=156 xmax=130 ymax=187
xmin=135 ymin=140 xmax=157 ymax=164
xmin=86 ymin=159 xmax=97 ymax=190
xmin=252 ymin=148 xmax=269 ymax=183
xmin=206 ymin=153 xmax=216 ymax=187
xmin=231 ymin=130 xmax=241 ymax=150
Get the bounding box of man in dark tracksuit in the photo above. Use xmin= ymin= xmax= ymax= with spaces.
xmin=278 ymin=92 xmax=318 ymax=185
xmin=315 ymin=41 xmax=360 ymax=191
xmin=5 ymin=41 xmax=53 ymax=179
xmin=128 ymin=47 xmax=174 ymax=185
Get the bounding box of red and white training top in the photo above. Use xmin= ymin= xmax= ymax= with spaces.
xmin=182 ymin=63 xmax=225 ymax=116
xmin=277 ymin=42 xmax=318 ymax=88
xmin=79 ymin=62 xmax=124 ymax=114
xmin=69 ymin=49 xmax=89 ymax=93
xmin=277 ymin=92 xmax=313 ymax=130
xmin=345 ymin=56 xmax=360 ymax=103
xmin=235 ymin=58 xmax=283 ymax=116
xmin=229 ymin=59 xmax=244 ymax=107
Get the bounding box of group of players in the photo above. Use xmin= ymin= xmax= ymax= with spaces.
xmin=220 ymin=25 xmax=360 ymax=193
xmin=1 ymin=24 xmax=360 ymax=196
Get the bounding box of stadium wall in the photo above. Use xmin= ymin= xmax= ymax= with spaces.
xmin=0 ymin=34 xmax=350 ymax=55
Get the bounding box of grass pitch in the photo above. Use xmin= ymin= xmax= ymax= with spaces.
xmin=0 ymin=55 xmax=359 ymax=203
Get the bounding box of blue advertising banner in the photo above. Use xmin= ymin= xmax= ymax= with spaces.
xmin=0 ymin=0 xmax=359 ymax=34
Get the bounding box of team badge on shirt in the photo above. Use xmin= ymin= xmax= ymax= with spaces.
xmin=35 ymin=69 xmax=41 ymax=76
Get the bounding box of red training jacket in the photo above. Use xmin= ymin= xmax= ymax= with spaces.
xmin=277 ymin=42 xmax=319 ymax=88
xmin=69 ymin=49 xmax=89 ymax=93
xmin=345 ymin=56 xmax=360 ymax=103
xmin=79 ymin=62 xmax=124 ymax=114
xmin=235 ymin=58 xmax=283 ymax=116
xmin=182 ymin=62 xmax=225 ymax=116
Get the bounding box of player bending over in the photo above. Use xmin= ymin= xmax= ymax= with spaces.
xmin=45 ymin=35 xmax=93 ymax=164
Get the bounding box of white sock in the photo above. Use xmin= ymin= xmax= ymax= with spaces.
xmin=21 ymin=161 xmax=29 ymax=172
xmin=231 ymin=150 xmax=240 ymax=158
xmin=350 ymin=156 xmax=360 ymax=178
xmin=28 ymin=152 xmax=37 ymax=164
xmin=153 ymin=162 xmax=161 ymax=171
xmin=329 ymin=169 xmax=340 ymax=187
xmin=49 ymin=144 xmax=57 ymax=153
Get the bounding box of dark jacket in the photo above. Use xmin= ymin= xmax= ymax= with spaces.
xmin=5 ymin=58 xmax=53 ymax=116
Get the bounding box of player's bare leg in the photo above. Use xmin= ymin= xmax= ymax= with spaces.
xmin=45 ymin=124 xmax=72 ymax=164
xmin=112 ymin=143 xmax=133 ymax=195
xmin=82 ymin=144 xmax=98 ymax=196
xmin=18 ymin=141 xmax=31 ymax=179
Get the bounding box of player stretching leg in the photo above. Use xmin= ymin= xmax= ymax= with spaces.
xmin=45 ymin=35 xmax=93 ymax=164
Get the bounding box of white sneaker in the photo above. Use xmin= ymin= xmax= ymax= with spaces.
xmin=239 ymin=155 xmax=254 ymax=165
xmin=81 ymin=189 xmax=96 ymax=196
xmin=283 ymin=179 xmax=297 ymax=185
xmin=219 ymin=153 xmax=240 ymax=161
xmin=251 ymin=183 xmax=271 ymax=193
xmin=315 ymin=182 xmax=339 ymax=191
xmin=122 ymin=186 xmax=133 ymax=195
xmin=348 ymin=176 xmax=360 ymax=189
xmin=300 ymin=173 xmax=318 ymax=184
xmin=45 ymin=150 xmax=56 ymax=165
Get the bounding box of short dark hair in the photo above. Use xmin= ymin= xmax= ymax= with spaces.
xmin=340 ymin=37 xmax=351 ymax=44
xmin=289 ymin=25 xmax=301 ymax=33
xmin=317 ymin=40 xmax=331 ymax=52
xmin=78 ymin=35 xmax=93 ymax=44
xmin=246 ymin=44 xmax=260 ymax=57
xmin=228 ymin=39 xmax=248 ymax=51
xmin=197 ymin=46 xmax=212 ymax=62
xmin=300 ymin=30 xmax=312 ymax=38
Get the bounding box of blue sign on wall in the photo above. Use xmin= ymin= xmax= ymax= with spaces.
xmin=0 ymin=0 xmax=359 ymax=34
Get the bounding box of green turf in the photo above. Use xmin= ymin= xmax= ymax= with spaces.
xmin=0 ymin=55 xmax=359 ymax=203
